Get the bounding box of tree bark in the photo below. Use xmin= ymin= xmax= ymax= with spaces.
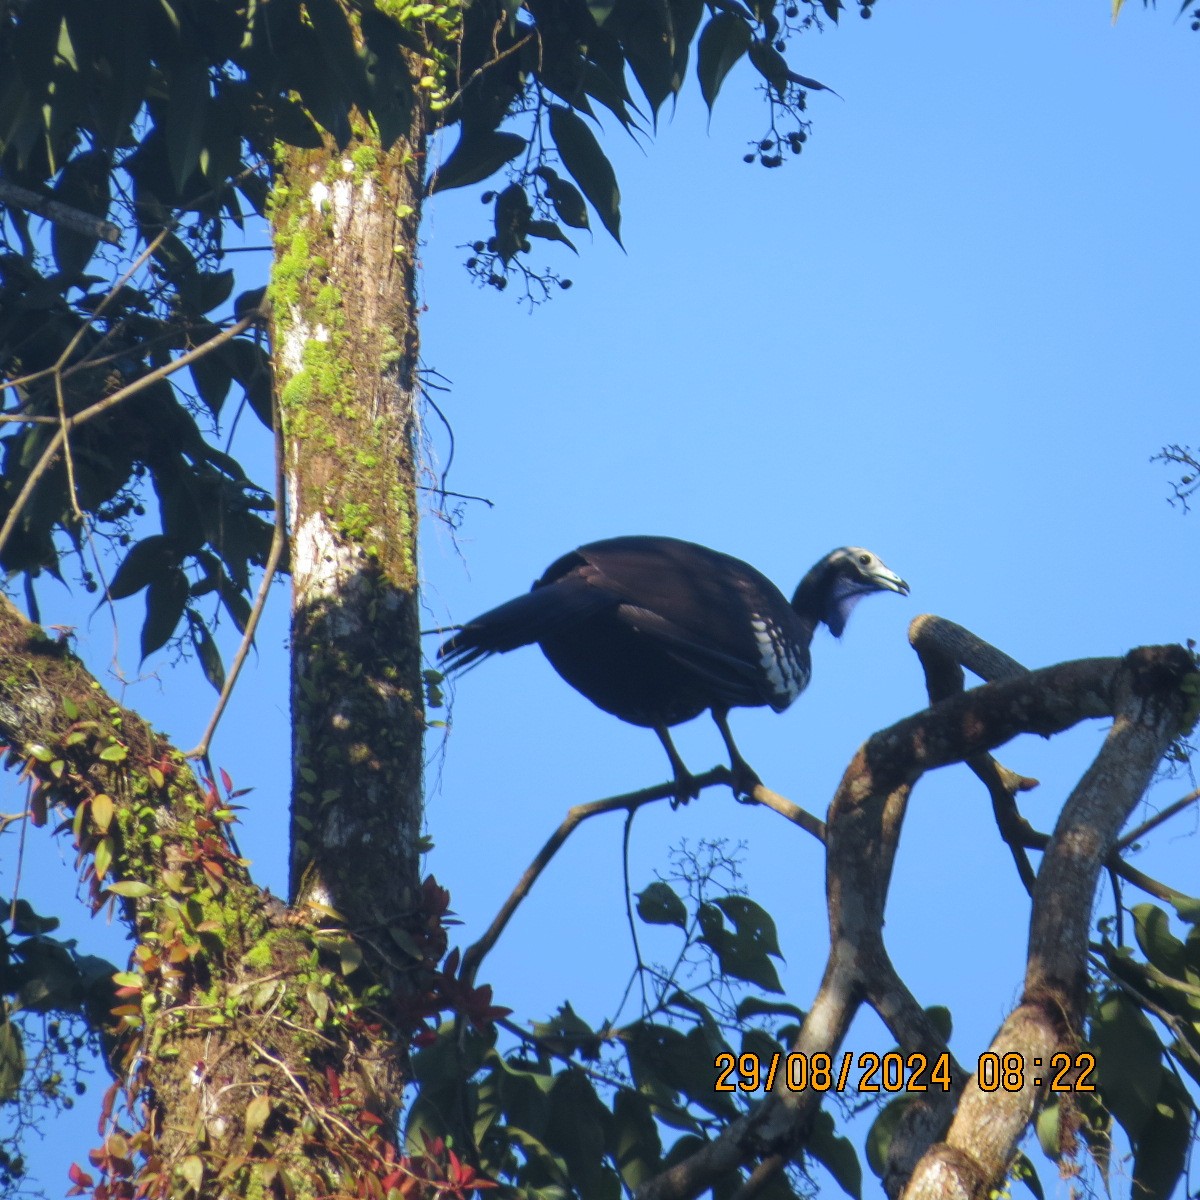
xmin=271 ymin=113 xmax=426 ymax=927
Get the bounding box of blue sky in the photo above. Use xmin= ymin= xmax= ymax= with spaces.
xmin=4 ymin=1 xmax=1198 ymax=1193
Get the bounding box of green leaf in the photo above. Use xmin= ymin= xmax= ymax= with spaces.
xmin=701 ymin=896 xmax=784 ymax=992
xmin=540 ymin=170 xmax=590 ymax=231
xmin=714 ymin=896 xmax=782 ymax=957
xmin=1131 ymin=1071 xmax=1191 ymax=1200
xmin=187 ymin=611 xmax=226 ymax=693
xmin=1132 ymin=903 xmax=1187 ymax=976
xmin=177 ymin=1154 xmax=204 ymax=1195
xmin=735 ymin=996 xmax=805 ymax=1022
xmin=50 ymin=150 xmax=110 ymax=281
xmin=98 ymin=744 xmax=127 ymax=763
xmin=493 ymin=182 xmax=532 ymax=263
xmin=865 ymin=1097 xmax=912 ymax=1178
xmin=338 ymin=940 xmax=363 ymax=975
xmin=544 ymin=1069 xmax=616 ymax=1200
xmin=625 ymin=1022 xmax=736 ymax=1120
xmin=611 ymin=1 xmax=677 ymax=116
xmin=190 ymin=344 xmax=234 ymax=419
xmin=610 ymin=1088 xmax=662 ymax=1191
xmin=164 ymin=60 xmax=209 ymax=193
xmin=306 ymin=981 xmax=330 ymax=1024
xmin=107 ymin=535 xmax=181 ymax=601
xmin=529 ymin=1002 xmax=599 ymax=1058
xmin=360 ymin=7 xmax=414 ymax=150
xmin=142 ymin=570 xmax=190 ymax=660
xmin=548 ymin=106 xmax=622 ymax=246
xmin=747 ymin=39 xmax=789 ymax=98
xmin=924 ymin=1005 xmax=953 ymax=1042
xmin=61 ymin=696 xmax=78 ymax=720
xmin=696 ymin=13 xmax=751 ymax=112
xmin=0 ymin=1022 xmax=25 ymax=1102
xmin=94 ymin=835 xmax=113 ymax=881
xmin=740 ymin=1026 xmax=782 ymax=1067
xmin=807 ymin=1108 xmax=861 ymax=1199
xmin=244 ymin=1093 xmax=272 ymax=1144
xmin=1091 ymin=991 xmax=1163 ymax=1140
xmin=9 ymin=898 xmax=59 ymax=935
xmin=429 ymin=130 xmax=526 ymax=194
xmin=1168 ymin=893 xmax=1200 ymax=924
xmin=1009 ymin=1152 xmax=1044 ymax=1200
xmin=267 ymin=97 xmax=325 ymax=149
xmin=223 ymin=338 xmax=273 ymax=429
xmin=636 ymin=882 xmax=688 ymax=929
xmin=528 ymin=220 xmax=578 ymax=253
xmin=91 ymin=791 xmax=114 ymax=833
xmin=181 ymin=269 xmax=235 ymax=316
xmin=106 ymin=881 xmax=153 ymax=898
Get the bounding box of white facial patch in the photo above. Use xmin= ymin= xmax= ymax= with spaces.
xmin=829 ymin=581 xmax=867 ymax=630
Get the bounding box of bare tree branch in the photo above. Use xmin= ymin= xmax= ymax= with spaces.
xmin=460 ymin=774 xmax=823 ymax=986
xmin=635 ymin=642 xmax=1197 ymax=1200
xmin=901 ymin=645 xmax=1196 ymax=1200
xmin=0 ymin=177 xmax=122 ymax=245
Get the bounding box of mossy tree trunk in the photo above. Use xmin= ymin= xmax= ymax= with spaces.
xmin=0 ymin=596 xmax=445 ymax=1199
xmin=271 ymin=111 xmax=427 ymax=935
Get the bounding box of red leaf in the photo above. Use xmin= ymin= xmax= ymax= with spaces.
xmin=69 ymin=1163 xmax=95 ymax=1187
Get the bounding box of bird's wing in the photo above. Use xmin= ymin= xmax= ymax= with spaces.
xmin=439 ymin=574 xmax=620 ymax=672
xmin=614 ymin=603 xmax=765 ymax=707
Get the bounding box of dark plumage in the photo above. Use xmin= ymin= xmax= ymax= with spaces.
xmin=439 ymin=536 xmax=909 ymax=803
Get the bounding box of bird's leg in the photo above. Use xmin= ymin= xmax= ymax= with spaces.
xmin=712 ymin=709 xmax=762 ymax=802
xmin=654 ymin=725 xmax=699 ymax=808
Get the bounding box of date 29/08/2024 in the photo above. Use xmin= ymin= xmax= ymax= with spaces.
xmin=714 ymin=1051 xmax=1097 ymax=1094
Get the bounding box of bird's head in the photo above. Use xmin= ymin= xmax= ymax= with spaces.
xmin=793 ymin=547 xmax=909 ymax=637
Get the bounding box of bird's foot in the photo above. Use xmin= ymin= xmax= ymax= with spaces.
xmin=728 ymin=759 xmax=762 ymax=805
xmin=669 ymin=770 xmax=702 ymax=809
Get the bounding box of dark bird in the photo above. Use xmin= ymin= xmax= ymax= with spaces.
xmin=438 ymin=536 xmax=909 ymax=804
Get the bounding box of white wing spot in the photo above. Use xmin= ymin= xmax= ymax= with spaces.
xmin=751 ymin=616 xmax=808 ymax=705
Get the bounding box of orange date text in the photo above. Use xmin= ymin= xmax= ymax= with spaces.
xmin=713 ymin=1051 xmax=954 ymax=1093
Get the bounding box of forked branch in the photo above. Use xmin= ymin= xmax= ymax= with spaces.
xmin=636 ymin=633 xmax=1197 ymax=1200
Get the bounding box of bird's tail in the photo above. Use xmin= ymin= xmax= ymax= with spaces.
xmin=438 ymin=579 xmax=613 ymax=673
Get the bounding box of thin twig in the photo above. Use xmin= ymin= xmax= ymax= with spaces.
xmin=56 ymin=227 xmax=172 ymax=374
xmin=620 ymin=807 xmax=649 ymax=1013
xmin=459 ymin=770 xmax=723 ymax=985
xmin=184 ymin=390 xmax=286 ymax=760
xmin=9 ymin=785 xmax=31 ymax=928
xmin=53 ymin=372 xmax=85 ymax=525
xmin=459 ymin=768 xmax=821 ymax=986
xmin=1116 ymin=786 xmax=1200 ymax=851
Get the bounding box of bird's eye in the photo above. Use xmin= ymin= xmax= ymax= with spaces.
xmin=858 ymin=553 xmax=871 ymax=566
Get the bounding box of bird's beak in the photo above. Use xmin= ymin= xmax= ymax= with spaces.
xmin=874 ymin=567 xmax=910 ymax=597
